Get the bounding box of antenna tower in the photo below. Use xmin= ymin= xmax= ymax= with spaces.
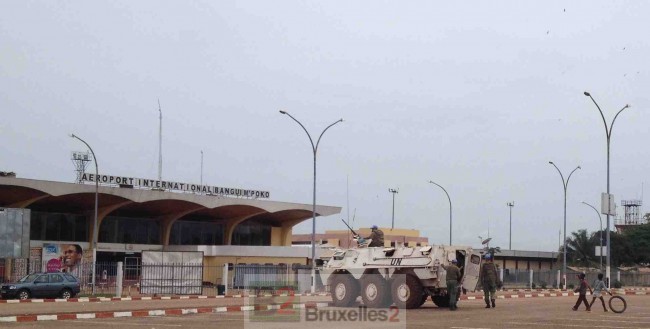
xmin=71 ymin=151 xmax=92 ymax=183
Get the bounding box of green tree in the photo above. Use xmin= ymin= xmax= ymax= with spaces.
xmin=566 ymin=229 xmax=596 ymax=267
xmin=623 ymin=223 xmax=650 ymax=265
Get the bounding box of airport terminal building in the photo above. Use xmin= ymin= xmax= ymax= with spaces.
xmin=0 ymin=174 xmax=341 ymax=284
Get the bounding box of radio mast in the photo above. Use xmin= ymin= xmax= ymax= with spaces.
xmin=158 ymin=99 xmax=163 ymax=182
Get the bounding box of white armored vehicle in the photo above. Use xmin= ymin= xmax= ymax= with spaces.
xmin=320 ymin=241 xmax=482 ymax=309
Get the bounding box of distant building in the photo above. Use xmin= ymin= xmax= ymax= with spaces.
xmin=293 ymin=227 xmax=428 ymax=248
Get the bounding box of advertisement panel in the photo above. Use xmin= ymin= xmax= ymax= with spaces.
xmin=42 ymin=243 xmax=84 ymax=275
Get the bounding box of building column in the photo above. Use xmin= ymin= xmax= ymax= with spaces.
xmin=88 ymin=201 xmax=133 ymax=244
xmin=160 ymin=207 xmax=205 ymax=245
xmin=7 ymin=195 xmax=48 ymax=208
xmin=223 ymin=212 xmax=267 ymax=245
xmin=279 ymin=219 xmax=304 ymax=246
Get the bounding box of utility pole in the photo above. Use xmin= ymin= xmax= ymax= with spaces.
xmin=507 ymin=201 xmax=515 ymax=250
xmin=389 ymin=188 xmax=399 ymax=229
xmin=158 ymin=99 xmax=163 ymax=182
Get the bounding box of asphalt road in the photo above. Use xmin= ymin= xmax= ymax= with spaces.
xmin=2 ymin=295 xmax=648 ymax=329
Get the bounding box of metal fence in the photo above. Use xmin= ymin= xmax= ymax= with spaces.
xmin=502 ymin=269 xmax=650 ymax=289
xmin=0 ymin=259 xmax=323 ymax=296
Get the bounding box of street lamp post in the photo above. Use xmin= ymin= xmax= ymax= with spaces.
xmin=581 ymin=201 xmax=603 ymax=271
xmin=388 ymin=188 xmax=399 ymax=229
xmin=428 ymin=181 xmax=452 ymax=245
xmin=584 ymin=91 xmax=630 ymax=288
xmin=279 ymin=111 xmax=343 ymax=293
xmin=549 ymin=161 xmax=581 ymax=290
xmin=70 ymin=134 xmax=99 ymax=295
xmin=507 ymin=202 xmax=515 ymax=250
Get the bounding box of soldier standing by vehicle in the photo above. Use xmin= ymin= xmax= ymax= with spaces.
xmin=479 ymin=253 xmax=501 ymax=308
xmin=442 ymin=259 xmax=462 ymax=311
xmin=366 ymin=225 xmax=384 ymax=247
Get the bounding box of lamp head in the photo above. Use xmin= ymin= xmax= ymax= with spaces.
xmin=279 ymin=110 xmax=287 ymax=114
xmin=577 ymin=166 xmax=582 ymax=169
xmin=69 ymin=133 xmax=76 ymax=138
xmin=548 ymin=161 xmax=554 ymax=164
xmin=583 ymin=91 xmax=591 ymax=96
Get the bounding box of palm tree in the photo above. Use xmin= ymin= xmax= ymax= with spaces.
xmin=566 ymin=229 xmax=596 ymax=268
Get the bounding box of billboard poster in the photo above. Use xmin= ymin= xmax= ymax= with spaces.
xmin=42 ymin=243 xmax=84 ymax=275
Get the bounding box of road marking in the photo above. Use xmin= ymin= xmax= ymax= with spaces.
xmin=509 ymin=321 xmax=635 ymax=328
xmin=451 ymin=327 xmax=492 ymax=329
xmin=556 ymin=317 xmax=650 ymax=325
xmin=74 ymin=320 xmax=182 ymax=327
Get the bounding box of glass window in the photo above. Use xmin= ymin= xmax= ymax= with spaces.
xmin=63 ymin=274 xmax=78 ymax=282
xmin=169 ymin=220 xmax=224 ymax=245
xmin=99 ymin=216 xmax=161 ymax=244
xmin=30 ymin=212 xmax=89 ymax=242
xmin=232 ymin=220 xmax=271 ymax=246
xmin=50 ymin=274 xmax=64 ymax=283
xmin=35 ymin=275 xmax=49 ymax=283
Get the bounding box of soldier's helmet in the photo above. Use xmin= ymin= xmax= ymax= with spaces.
xmin=451 ymin=259 xmax=458 ymax=264
xmin=371 ymin=225 xmax=378 ymax=230
xmin=484 ymin=253 xmax=492 ymax=260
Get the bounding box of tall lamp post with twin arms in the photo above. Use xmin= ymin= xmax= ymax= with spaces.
xmin=583 ymin=91 xmax=631 ymax=288
xmin=70 ymin=134 xmax=99 ymax=295
xmin=549 ymin=161 xmax=580 ymax=290
xmin=279 ymin=110 xmax=343 ymax=293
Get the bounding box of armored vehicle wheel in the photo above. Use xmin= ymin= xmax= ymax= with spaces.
xmin=361 ymin=275 xmax=392 ymax=308
xmin=431 ymin=294 xmax=450 ymax=308
xmin=391 ymin=274 xmax=424 ymax=309
xmin=331 ymin=274 xmax=359 ymax=307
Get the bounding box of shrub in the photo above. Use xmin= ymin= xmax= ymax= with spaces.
xmin=568 ymin=284 xmax=575 ymax=290
xmin=531 ymin=282 xmax=537 ymax=289
xmin=613 ymin=280 xmax=624 ymax=288
xmin=540 ymin=281 xmax=548 ymax=289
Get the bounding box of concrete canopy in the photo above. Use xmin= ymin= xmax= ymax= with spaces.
xmin=0 ymin=176 xmax=341 ymax=246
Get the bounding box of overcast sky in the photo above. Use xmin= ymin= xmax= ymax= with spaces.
xmin=1 ymin=1 xmax=648 ymax=252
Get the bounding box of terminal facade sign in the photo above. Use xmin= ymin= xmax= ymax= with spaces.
xmin=81 ymin=173 xmax=270 ymax=199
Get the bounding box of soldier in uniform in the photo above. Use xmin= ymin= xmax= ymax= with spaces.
xmin=367 ymin=225 xmax=384 ymax=247
xmin=442 ymin=259 xmax=462 ymax=311
xmin=479 ymin=253 xmax=501 ymax=308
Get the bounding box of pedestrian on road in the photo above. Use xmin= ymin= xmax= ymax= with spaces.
xmin=589 ymin=273 xmax=611 ymax=312
xmin=479 ymin=253 xmax=501 ymax=308
xmin=442 ymin=259 xmax=462 ymax=311
xmin=572 ymin=273 xmax=592 ymax=312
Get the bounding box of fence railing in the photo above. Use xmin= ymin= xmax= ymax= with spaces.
xmin=2 ymin=258 xmax=648 ymax=296
xmin=0 ymin=259 xmax=324 ymax=296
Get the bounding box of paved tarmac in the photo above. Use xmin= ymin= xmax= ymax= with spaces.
xmin=0 ymin=295 xmax=330 ymax=316
xmin=1 ymin=295 xmax=648 ymax=329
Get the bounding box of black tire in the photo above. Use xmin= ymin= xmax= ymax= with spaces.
xmin=431 ymin=294 xmax=450 ymax=308
xmin=60 ymin=289 xmax=73 ymax=300
xmin=418 ymin=294 xmax=428 ymax=307
xmin=608 ymin=295 xmax=627 ymax=314
xmin=361 ymin=275 xmax=392 ymax=308
xmin=17 ymin=289 xmax=30 ymax=300
xmin=391 ymin=274 xmax=424 ymax=309
xmin=330 ymin=274 xmax=359 ymax=307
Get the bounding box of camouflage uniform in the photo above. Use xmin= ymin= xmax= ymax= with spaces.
xmin=480 ymin=260 xmax=500 ymax=308
xmin=442 ymin=263 xmax=462 ymax=311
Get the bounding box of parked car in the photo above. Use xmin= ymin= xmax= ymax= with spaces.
xmin=1 ymin=272 xmax=80 ymax=300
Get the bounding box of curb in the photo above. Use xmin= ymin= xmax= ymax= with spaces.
xmin=461 ymin=290 xmax=647 ymax=300
xmin=0 ymin=301 xmax=331 ymax=323
xmin=0 ymin=292 xmax=329 ymax=304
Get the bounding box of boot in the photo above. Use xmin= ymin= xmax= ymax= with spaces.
xmin=491 ymin=299 xmax=496 ymax=308
xmin=485 ymin=300 xmax=491 ymax=308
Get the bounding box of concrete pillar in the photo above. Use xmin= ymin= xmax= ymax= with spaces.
xmin=116 ymin=262 xmax=123 ymax=297
xmin=529 ymin=269 xmax=534 ymax=289
xmin=557 ymin=270 xmax=561 ymax=289
xmin=222 ymin=263 xmax=229 ymax=295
